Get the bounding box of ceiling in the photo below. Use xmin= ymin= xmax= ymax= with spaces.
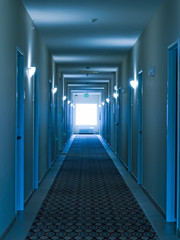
xmin=22 ymin=0 xmax=163 ymax=80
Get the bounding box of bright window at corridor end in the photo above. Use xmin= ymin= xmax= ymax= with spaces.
xmin=76 ymin=104 xmax=97 ymax=125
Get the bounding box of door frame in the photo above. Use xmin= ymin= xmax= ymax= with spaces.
xmin=48 ymin=80 xmax=52 ymax=168
xmin=166 ymin=40 xmax=180 ymax=224
xmin=128 ymin=82 xmax=132 ymax=172
xmin=116 ymin=88 xmax=120 ymax=156
xmin=137 ymin=71 xmax=143 ymax=185
xmin=33 ymin=69 xmax=39 ymax=189
xmin=15 ymin=48 xmax=24 ymax=213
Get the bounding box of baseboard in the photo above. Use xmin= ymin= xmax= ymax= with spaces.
xmin=119 ymin=158 xmax=128 ymax=170
xmin=24 ymin=190 xmax=34 ymax=207
xmin=25 ymin=157 xmax=57 ymax=207
xmin=38 ymin=167 xmax=51 ymax=186
xmin=142 ymin=185 xmax=166 ymax=219
xmin=0 ymin=217 xmax=16 ymax=240
xmin=130 ymin=172 xmax=137 ymax=182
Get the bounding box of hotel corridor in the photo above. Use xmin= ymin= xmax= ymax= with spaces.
xmin=25 ymin=135 xmax=158 ymax=239
xmin=5 ymin=136 xmax=179 ymax=239
xmin=2 ymin=0 xmax=180 ymax=239
xmin=10 ymin=135 xmax=159 ymax=239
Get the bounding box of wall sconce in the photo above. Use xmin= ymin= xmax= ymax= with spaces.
xmin=113 ymin=92 xmax=118 ymax=99
xmin=63 ymin=96 xmax=67 ymax=101
xmin=52 ymin=87 xmax=57 ymax=94
xmin=26 ymin=67 xmax=36 ymax=79
xmin=130 ymin=80 xmax=138 ymax=89
xmin=106 ymin=98 xmax=110 ymax=103
xmin=99 ymin=104 xmax=102 ymax=108
xmin=67 ymin=100 xmax=71 ymax=104
xmin=114 ymin=85 xmax=117 ymax=91
xmin=102 ymin=102 xmax=105 ymax=106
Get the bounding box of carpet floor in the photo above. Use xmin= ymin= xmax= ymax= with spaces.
xmin=26 ymin=135 xmax=159 ymax=240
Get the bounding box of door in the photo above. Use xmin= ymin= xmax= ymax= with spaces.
xmin=105 ymin=103 xmax=108 ymax=142
xmin=115 ymin=91 xmax=120 ymax=155
xmin=15 ymin=49 xmax=24 ymax=212
xmin=116 ymin=88 xmax=121 ymax=157
xmin=167 ymin=42 xmax=179 ymax=223
xmin=54 ymin=91 xmax=58 ymax=158
xmin=137 ymin=71 xmax=143 ymax=185
xmin=33 ymin=69 xmax=39 ymax=189
xmin=48 ymin=80 xmax=52 ymax=168
xmin=128 ymin=84 xmax=132 ymax=172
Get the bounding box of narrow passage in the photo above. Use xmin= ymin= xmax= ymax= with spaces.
xmin=26 ymin=135 xmax=158 ymax=240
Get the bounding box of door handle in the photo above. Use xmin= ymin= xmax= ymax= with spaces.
xmin=17 ymin=136 xmax=21 ymax=140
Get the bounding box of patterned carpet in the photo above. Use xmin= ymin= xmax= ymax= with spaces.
xmin=26 ymin=135 xmax=159 ymax=240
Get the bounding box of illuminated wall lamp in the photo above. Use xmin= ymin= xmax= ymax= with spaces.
xmin=106 ymin=98 xmax=110 ymax=103
xmin=130 ymin=80 xmax=138 ymax=89
xmin=113 ymin=92 xmax=118 ymax=99
xmin=68 ymin=100 xmax=71 ymax=104
xmin=52 ymin=87 xmax=57 ymax=94
xmin=63 ymin=96 xmax=67 ymax=101
xmin=102 ymin=102 xmax=105 ymax=106
xmin=99 ymin=104 xmax=101 ymax=108
xmin=26 ymin=67 xmax=36 ymax=79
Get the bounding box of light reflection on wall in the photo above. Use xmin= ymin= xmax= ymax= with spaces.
xmin=133 ymin=45 xmax=138 ymax=97
xmin=27 ymin=25 xmax=34 ymax=96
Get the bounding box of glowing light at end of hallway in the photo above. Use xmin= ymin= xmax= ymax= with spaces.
xmin=130 ymin=80 xmax=138 ymax=89
xmin=99 ymin=104 xmax=102 ymax=108
xmin=76 ymin=104 xmax=97 ymax=126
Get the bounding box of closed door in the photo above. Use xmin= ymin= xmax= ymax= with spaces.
xmin=137 ymin=71 xmax=143 ymax=185
xmin=15 ymin=49 xmax=24 ymax=212
xmin=33 ymin=69 xmax=39 ymax=189
xmin=167 ymin=42 xmax=178 ymax=223
xmin=48 ymin=80 xmax=52 ymax=168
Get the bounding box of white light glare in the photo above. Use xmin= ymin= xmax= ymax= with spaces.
xmin=52 ymin=87 xmax=57 ymax=94
xmin=130 ymin=80 xmax=138 ymax=89
xmin=99 ymin=104 xmax=101 ymax=108
xmin=63 ymin=96 xmax=67 ymax=101
xmin=68 ymin=100 xmax=71 ymax=104
xmin=102 ymin=102 xmax=105 ymax=106
xmin=106 ymin=98 xmax=110 ymax=103
xmin=71 ymin=103 xmax=74 ymax=107
xmin=26 ymin=67 xmax=36 ymax=79
xmin=76 ymin=104 xmax=97 ymax=126
xmin=113 ymin=93 xmax=118 ymax=99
